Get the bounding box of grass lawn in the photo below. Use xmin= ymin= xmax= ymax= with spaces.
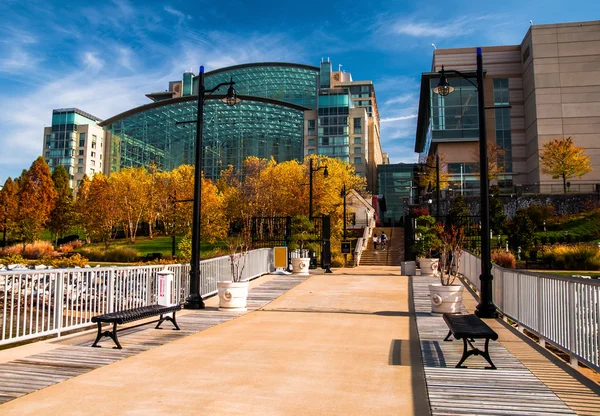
xmin=76 ymin=236 xmax=226 ymax=257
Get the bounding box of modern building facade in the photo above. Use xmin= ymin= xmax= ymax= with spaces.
xmin=415 ymin=20 xmax=600 ymax=193
xmin=90 ymin=60 xmax=384 ymax=193
xmin=377 ymin=163 xmax=418 ymax=224
xmin=43 ymin=108 xmax=105 ymax=191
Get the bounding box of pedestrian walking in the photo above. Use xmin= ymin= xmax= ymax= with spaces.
xmin=380 ymin=232 xmax=388 ymax=250
xmin=373 ymin=233 xmax=378 ymax=250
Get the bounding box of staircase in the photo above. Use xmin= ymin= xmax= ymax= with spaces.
xmin=358 ymin=227 xmax=405 ymax=266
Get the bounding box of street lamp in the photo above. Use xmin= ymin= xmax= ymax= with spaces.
xmin=432 ymin=48 xmax=497 ymax=318
xmin=308 ymin=157 xmax=329 ymax=219
xmin=185 ymin=66 xmax=240 ymax=310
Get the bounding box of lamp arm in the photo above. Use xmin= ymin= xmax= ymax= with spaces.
xmin=443 ymin=69 xmax=478 ymax=89
xmin=205 ymin=81 xmax=235 ymax=96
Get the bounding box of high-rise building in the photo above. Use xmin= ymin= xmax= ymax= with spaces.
xmin=414 ymin=20 xmax=600 ymax=193
xmin=42 ymin=108 xmax=105 ymax=191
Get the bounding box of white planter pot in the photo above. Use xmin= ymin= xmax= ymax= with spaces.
xmin=429 ymin=284 xmax=464 ymax=314
xmin=291 ymin=257 xmax=311 ymax=276
xmin=217 ymin=281 xmax=249 ymax=312
xmin=419 ymin=258 xmax=439 ymax=277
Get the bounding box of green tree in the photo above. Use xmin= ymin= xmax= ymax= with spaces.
xmin=489 ymin=185 xmax=507 ymax=235
xmin=15 ymin=157 xmax=57 ymax=243
xmin=48 ymin=165 xmax=75 ymax=245
xmin=0 ymin=178 xmax=19 ymax=246
xmin=540 ymin=137 xmax=593 ymax=193
xmin=447 ymin=195 xmax=470 ymax=228
xmin=509 ymin=209 xmax=536 ymax=251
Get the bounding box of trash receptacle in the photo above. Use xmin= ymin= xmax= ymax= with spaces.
xmin=401 ymin=261 xmax=416 ymax=276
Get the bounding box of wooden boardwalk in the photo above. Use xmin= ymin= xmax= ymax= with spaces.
xmin=0 ymin=274 xmax=308 ymax=404
xmin=412 ymin=276 xmax=577 ymax=415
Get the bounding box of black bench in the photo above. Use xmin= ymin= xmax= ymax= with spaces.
xmin=91 ymin=304 xmax=181 ymax=349
xmin=443 ymin=313 xmax=499 ymax=369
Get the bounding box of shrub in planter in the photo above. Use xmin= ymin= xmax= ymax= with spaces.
xmin=491 ymin=250 xmax=516 ymax=269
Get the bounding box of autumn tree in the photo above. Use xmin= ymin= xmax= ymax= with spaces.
xmin=48 ymin=165 xmax=75 ymax=244
xmin=110 ymin=167 xmax=150 ymax=242
xmin=0 ymin=178 xmax=19 ymax=246
xmin=417 ymin=154 xmax=450 ymax=190
xmin=471 ymin=141 xmax=505 ymax=182
xmin=75 ymin=173 xmax=118 ymax=248
xmin=540 ymin=137 xmax=593 ymax=193
xmin=15 ymin=157 xmax=57 ymax=243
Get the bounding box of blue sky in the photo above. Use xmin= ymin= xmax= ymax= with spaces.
xmin=0 ymin=0 xmax=597 ymax=182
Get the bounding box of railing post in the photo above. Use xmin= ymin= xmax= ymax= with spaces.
xmin=537 ymin=276 xmax=546 ymax=348
xmin=53 ymin=271 xmax=65 ymax=336
xmin=568 ymin=280 xmax=578 ymax=368
xmin=517 ymin=272 xmax=524 ymax=333
xmin=108 ymin=268 xmax=115 ymax=313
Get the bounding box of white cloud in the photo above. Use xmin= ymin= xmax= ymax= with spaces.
xmin=383 ymin=94 xmax=414 ymax=106
xmin=84 ymin=52 xmax=104 ymax=71
xmin=117 ymin=47 xmax=135 ymax=71
xmin=392 ymin=15 xmax=496 ymax=39
xmin=164 ymin=6 xmax=191 ymax=23
xmin=381 ymin=114 xmax=417 ymax=123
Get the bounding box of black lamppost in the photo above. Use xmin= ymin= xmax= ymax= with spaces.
xmin=340 ymin=183 xmax=347 ymax=240
xmin=308 ymin=157 xmax=329 ymax=219
xmin=185 ymin=66 xmax=240 ymax=310
xmin=432 ymin=48 xmax=496 ymax=318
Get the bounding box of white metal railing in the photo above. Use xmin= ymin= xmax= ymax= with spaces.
xmin=0 ymin=248 xmax=273 ymax=346
xmin=460 ymin=251 xmax=600 ymax=372
xmin=355 ymin=217 xmax=375 ymax=266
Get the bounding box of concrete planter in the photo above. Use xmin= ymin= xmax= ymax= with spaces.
xmin=217 ymin=281 xmax=249 ymax=312
xmin=429 ymin=284 xmax=463 ymax=314
xmin=291 ymin=258 xmax=310 ymax=276
xmin=418 ymin=258 xmax=439 ymax=277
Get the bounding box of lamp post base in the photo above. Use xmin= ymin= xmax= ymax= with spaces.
xmin=475 ymin=302 xmax=497 ymax=319
xmin=184 ymin=294 xmax=206 ymax=309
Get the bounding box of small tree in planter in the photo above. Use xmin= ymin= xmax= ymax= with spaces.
xmin=288 ymin=215 xmax=320 ymax=275
xmin=412 ymin=215 xmax=442 ymax=276
xmin=217 ymin=237 xmax=251 ymax=312
xmin=430 ymin=225 xmax=466 ymax=314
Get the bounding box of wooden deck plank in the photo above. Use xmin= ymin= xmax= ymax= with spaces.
xmin=412 ymin=276 xmax=577 ymax=416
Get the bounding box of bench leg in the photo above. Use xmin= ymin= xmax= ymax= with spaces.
xmin=443 ymin=329 xmax=453 ymax=341
xmin=91 ymin=322 xmax=122 ymax=349
xmin=155 ymin=311 xmax=180 ymax=331
xmin=455 ymin=338 xmax=496 ymax=370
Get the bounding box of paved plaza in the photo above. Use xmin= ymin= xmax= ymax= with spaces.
xmin=0 ymin=267 xmax=599 ymax=415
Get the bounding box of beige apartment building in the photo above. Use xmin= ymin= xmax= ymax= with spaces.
xmin=415 ymin=20 xmax=600 ymax=193
xmin=43 ymin=108 xmax=105 ymax=192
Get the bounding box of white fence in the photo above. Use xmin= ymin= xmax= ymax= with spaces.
xmin=0 ymin=248 xmax=274 ymax=346
xmin=460 ymin=251 xmax=600 ymax=372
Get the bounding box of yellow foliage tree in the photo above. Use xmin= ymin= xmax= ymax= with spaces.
xmin=109 ymin=167 xmax=150 ymax=243
xmin=75 ymin=174 xmax=119 ymax=248
xmin=417 ymin=154 xmax=450 ymax=190
xmin=540 ymin=137 xmax=593 ymax=193
xmin=471 ymin=141 xmax=505 ymax=182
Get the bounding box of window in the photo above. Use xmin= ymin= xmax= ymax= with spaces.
xmin=90 ymin=160 xmax=95 ymax=166
xmin=77 ymin=167 xmax=83 ymax=173
xmin=77 ymin=180 xmax=82 ymax=187
xmin=308 ymin=148 xmax=315 ymax=154
xmin=91 ymin=151 xmax=96 ymax=157
xmin=79 ymin=132 xmax=86 ymax=147
xmin=90 ymin=168 xmax=95 ymax=174
xmin=354 ymin=157 xmax=362 ymax=164
xmin=91 ymin=135 xmax=97 ymax=149
xmin=308 ymin=120 xmax=316 ymax=136
xmin=308 ymin=139 xmax=315 ymax=146
xmin=354 ymin=147 xmax=361 ymax=154
xmin=78 ymin=158 xmax=84 ymax=165
xmin=353 ymin=118 xmax=362 ymax=134
xmin=45 ymin=151 xmax=50 ymax=157
xmin=78 ymin=150 xmax=84 ymax=156
xmin=354 ymin=137 xmax=361 ymax=144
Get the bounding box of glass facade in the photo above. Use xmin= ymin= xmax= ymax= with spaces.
xmin=204 ymin=64 xmax=318 ymax=109
xmin=103 ymin=97 xmax=305 ymax=181
xmin=430 ymin=78 xmax=479 ymax=140
xmin=378 ymin=164 xmax=418 ymax=223
xmin=493 ymin=78 xmax=512 ymax=182
xmin=318 ymin=92 xmax=350 ymax=163
xmin=447 ymin=162 xmax=480 ymax=195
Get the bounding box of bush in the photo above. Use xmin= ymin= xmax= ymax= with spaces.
xmin=23 ymin=241 xmax=55 ymax=259
xmin=79 ymin=248 xmax=105 ymax=262
xmin=491 ymin=251 xmax=516 ymax=269
xmin=104 ymin=248 xmax=140 ymax=263
xmin=522 ymin=205 xmax=555 ymax=230
xmin=541 ymin=244 xmax=600 ymax=270
xmin=57 ymin=234 xmax=80 ymax=246
xmin=411 ymin=207 xmax=430 ymax=218
xmin=58 ymin=240 xmax=84 ymax=253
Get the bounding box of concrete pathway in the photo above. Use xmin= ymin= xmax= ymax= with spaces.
xmin=0 ymin=266 xmax=429 ymax=416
